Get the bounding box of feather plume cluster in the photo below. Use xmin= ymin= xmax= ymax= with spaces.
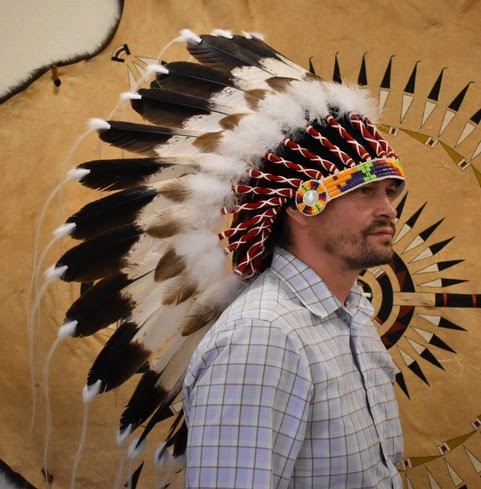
xmin=50 ymin=29 xmax=404 ymax=477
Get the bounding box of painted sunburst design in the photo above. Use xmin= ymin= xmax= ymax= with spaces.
xmin=358 ymin=195 xmax=477 ymax=398
xmin=315 ymin=51 xmax=481 ymax=488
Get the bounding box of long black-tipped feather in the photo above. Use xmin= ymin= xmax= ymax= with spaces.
xmin=229 ymin=34 xmax=292 ymax=63
xmin=78 ymin=158 xmax=166 ymax=191
xmin=134 ymin=377 xmax=184 ymax=447
xmin=65 ymin=272 xmax=135 ymax=336
xmin=98 ymin=121 xmax=198 ymax=156
xmin=57 ymin=224 xmax=143 ymax=282
xmin=131 ymin=88 xmax=225 ymax=127
xmin=67 ymin=186 xmax=158 ymax=239
xmin=187 ymin=34 xmax=274 ymax=71
xmin=157 ymin=61 xmax=237 ymax=97
xmin=87 ymin=322 xmax=150 ymax=392
xmin=120 ymin=369 xmax=173 ymax=433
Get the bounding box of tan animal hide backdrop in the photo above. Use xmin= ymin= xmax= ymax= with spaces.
xmin=1 ymin=1 xmax=480 ymax=488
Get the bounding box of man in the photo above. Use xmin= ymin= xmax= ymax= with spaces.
xmin=53 ymin=30 xmax=405 ymax=488
xmin=183 ymin=174 xmax=404 ymax=488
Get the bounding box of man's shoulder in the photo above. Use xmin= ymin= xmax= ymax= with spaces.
xmin=223 ymin=269 xmax=304 ymax=324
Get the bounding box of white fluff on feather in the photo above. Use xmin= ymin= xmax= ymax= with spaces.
xmin=324 ymin=82 xmax=379 ymax=121
xmin=256 ymin=92 xmax=306 ymax=133
xmin=287 ymin=79 xmax=329 ymax=120
xmin=218 ymin=111 xmax=285 ymax=162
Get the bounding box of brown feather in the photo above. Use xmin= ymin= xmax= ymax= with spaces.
xmin=180 ymin=302 xmax=223 ymax=336
xmin=154 ymin=249 xmax=186 ymax=281
xmin=219 ymin=113 xmax=247 ymax=130
xmin=245 ymin=89 xmax=270 ymax=110
xmin=147 ymin=220 xmax=181 ymax=239
xmin=193 ymin=131 xmax=222 ymax=152
xmin=156 ymin=179 xmax=191 ymax=202
xmin=162 ymin=280 xmax=197 ymax=305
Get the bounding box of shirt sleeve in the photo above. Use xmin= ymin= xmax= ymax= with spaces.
xmin=183 ymin=318 xmax=313 ymax=489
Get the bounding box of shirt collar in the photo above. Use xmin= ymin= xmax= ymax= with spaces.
xmin=270 ymin=247 xmax=374 ymax=322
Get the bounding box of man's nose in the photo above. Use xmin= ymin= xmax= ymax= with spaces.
xmin=376 ymin=194 xmax=397 ymax=220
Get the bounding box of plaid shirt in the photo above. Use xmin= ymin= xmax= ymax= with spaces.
xmin=183 ymin=247 xmax=403 ymax=488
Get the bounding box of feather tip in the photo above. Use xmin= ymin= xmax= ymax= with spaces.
xmin=67 ymin=168 xmax=91 ymax=181
xmin=88 ymin=118 xmax=111 ymax=132
xmin=179 ymin=29 xmax=201 ymax=44
xmin=121 ymin=91 xmax=142 ymax=101
xmin=211 ymin=29 xmax=233 ymax=38
xmin=53 ymin=222 xmax=76 ymax=240
xmin=45 ymin=264 xmax=67 ymax=283
xmin=146 ymin=64 xmax=169 ymax=75
xmin=58 ymin=320 xmax=78 ymax=338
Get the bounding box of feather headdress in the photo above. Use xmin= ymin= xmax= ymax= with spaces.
xmin=49 ymin=29 xmax=406 ymax=478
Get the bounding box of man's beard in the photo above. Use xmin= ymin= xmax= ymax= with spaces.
xmin=325 ymin=221 xmax=395 ymax=270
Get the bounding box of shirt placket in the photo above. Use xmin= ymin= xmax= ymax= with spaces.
xmin=340 ymin=307 xmax=397 ymax=486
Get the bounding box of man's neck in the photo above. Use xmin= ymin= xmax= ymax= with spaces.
xmin=284 ymin=245 xmax=360 ymax=304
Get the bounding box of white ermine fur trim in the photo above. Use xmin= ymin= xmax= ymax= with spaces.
xmin=211 ymin=29 xmax=233 ymax=38
xmin=67 ymin=168 xmax=90 ymax=180
xmin=179 ymin=29 xmax=201 ymax=44
xmin=58 ymin=320 xmax=78 ymax=338
xmin=82 ymin=379 xmax=102 ymax=403
xmin=88 ymin=118 xmax=110 ymax=131
xmin=53 ymin=222 xmax=76 ymax=240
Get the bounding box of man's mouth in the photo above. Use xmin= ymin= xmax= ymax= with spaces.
xmin=365 ymin=222 xmax=395 ymax=239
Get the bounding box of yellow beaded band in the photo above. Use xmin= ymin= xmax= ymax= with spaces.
xmin=295 ymin=158 xmax=406 ymax=216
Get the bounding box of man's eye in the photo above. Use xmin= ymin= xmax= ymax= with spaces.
xmin=358 ymin=186 xmax=373 ymax=195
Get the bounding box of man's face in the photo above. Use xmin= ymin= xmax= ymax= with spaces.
xmin=306 ymin=179 xmax=401 ymax=271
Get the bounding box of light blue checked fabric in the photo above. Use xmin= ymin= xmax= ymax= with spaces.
xmin=183 ymin=247 xmax=403 ymax=489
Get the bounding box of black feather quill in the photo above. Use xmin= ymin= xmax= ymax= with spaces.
xmin=57 ymin=224 xmax=143 ymax=282
xmin=67 ymin=186 xmax=158 ymax=239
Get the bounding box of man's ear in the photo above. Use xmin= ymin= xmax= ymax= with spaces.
xmin=286 ymin=206 xmax=309 ymax=227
